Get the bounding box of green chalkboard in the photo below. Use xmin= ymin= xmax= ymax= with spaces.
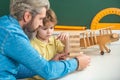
xmin=0 ymin=0 xmax=119 ymax=29
xmin=0 ymin=0 xmax=10 ymax=16
xmin=49 ymin=0 xmax=120 ymax=29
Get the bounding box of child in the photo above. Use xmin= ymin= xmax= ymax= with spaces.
xmin=28 ymin=9 xmax=70 ymax=80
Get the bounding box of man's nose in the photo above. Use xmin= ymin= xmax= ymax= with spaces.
xmin=39 ymin=20 xmax=43 ymax=27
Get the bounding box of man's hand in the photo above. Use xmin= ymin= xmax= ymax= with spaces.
xmin=75 ymin=54 xmax=90 ymax=71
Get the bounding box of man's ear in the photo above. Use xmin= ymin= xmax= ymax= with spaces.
xmin=23 ymin=11 xmax=32 ymax=22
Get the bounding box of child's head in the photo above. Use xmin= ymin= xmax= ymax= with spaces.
xmin=43 ymin=9 xmax=57 ymax=27
xmin=36 ymin=9 xmax=57 ymax=41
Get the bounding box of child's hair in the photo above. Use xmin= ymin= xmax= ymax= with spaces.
xmin=43 ymin=9 xmax=57 ymax=26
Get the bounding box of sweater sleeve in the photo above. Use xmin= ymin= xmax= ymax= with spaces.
xmin=15 ymin=64 xmax=36 ymax=79
xmin=4 ymin=32 xmax=78 ymax=80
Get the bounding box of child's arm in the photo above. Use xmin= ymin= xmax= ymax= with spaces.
xmin=56 ymin=32 xmax=70 ymax=54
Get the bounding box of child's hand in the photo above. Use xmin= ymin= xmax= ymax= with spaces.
xmin=56 ymin=32 xmax=69 ymax=44
xmin=51 ymin=53 xmax=69 ymax=61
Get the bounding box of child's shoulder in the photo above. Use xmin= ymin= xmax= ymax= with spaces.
xmin=30 ymin=37 xmax=40 ymax=44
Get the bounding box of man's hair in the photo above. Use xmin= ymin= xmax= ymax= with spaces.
xmin=10 ymin=0 xmax=50 ymax=20
xmin=43 ymin=9 xmax=57 ymax=26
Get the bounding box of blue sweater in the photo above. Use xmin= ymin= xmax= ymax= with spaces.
xmin=0 ymin=15 xmax=77 ymax=80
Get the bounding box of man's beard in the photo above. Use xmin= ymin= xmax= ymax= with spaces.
xmin=23 ymin=28 xmax=37 ymax=40
xmin=23 ymin=21 xmax=37 ymax=40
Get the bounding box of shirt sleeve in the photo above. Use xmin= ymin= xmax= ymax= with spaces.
xmin=4 ymin=32 xmax=78 ymax=80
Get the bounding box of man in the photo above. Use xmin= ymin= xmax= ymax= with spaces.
xmin=0 ymin=0 xmax=90 ymax=80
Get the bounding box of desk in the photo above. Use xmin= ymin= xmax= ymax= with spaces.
xmin=18 ymin=31 xmax=120 ymax=80
xmin=58 ymin=30 xmax=120 ymax=80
